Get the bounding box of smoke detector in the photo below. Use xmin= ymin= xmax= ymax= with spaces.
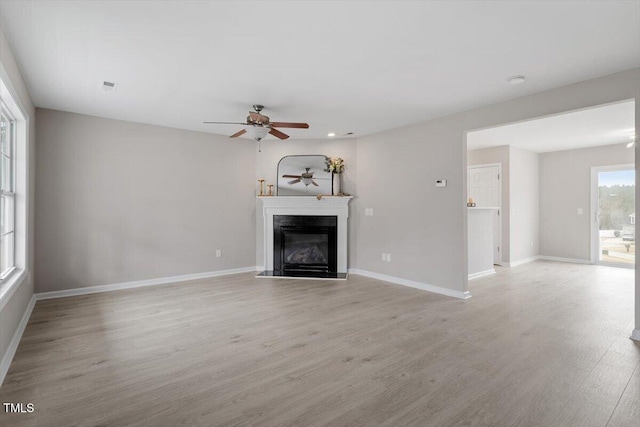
xmin=102 ymin=81 xmax=118 ymax=92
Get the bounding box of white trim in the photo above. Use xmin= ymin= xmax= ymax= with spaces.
xmin=35 ymin=267 xmax=256 ymax=300
xmin=502 ymin=256 xmax=541 ymax=267
xmin=349 ymin=269 xmax=471 ymax=299
xmin=256 ymin=265 xmax=265 ymax=272
xmin=0 ymin=269 xmax=26 ymax=312
xmin=0 ymin=294 xmax=35 ymax=386
xmin=539 ymin=256 xmax=592 ymax=265
xmin=631 ymin=329 xmax=640 ymax=342
xmin=468 ymin=269 xmax=496 ymax=280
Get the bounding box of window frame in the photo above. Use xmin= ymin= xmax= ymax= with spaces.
xmin=0 ymin=99 xmax=16 ymax=280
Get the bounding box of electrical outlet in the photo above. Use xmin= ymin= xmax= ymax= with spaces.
xmin=216 ymin=249 xmax=222 ymax=258
xmin=577 ymin=208 xmax=583 ymax=215
xmin=382 ymin=252 xmax=387 ymax=261
xmin=387 ymin=253 xmax=391 ymax=262
xmin=370 ymin=208 xmax=374 ymax=216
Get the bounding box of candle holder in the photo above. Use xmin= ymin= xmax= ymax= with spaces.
xmin=267 ymin=184 xmax=274 ymax=196
xmin=258 ymin=179 xmax=265 ymax=196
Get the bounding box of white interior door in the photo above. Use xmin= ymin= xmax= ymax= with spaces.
xmin=468 ymin=164 xmax=502 ymax=263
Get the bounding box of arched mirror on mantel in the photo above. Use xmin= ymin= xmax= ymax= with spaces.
xmin=277 ymin=155 xmax=332 ymax=196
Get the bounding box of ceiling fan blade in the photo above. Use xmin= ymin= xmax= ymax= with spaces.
xmin=203 ymin=121 xmax=248 ymax=125
xmin=288 ymin=179 xmax=301 ymax=185
xmin=270 ymin=122 xmax=309 ymax=129
xmin=229 ymin=129 xmax=247 ymax=138
xmin=269 ymin=128 xmax=290 ymax=140
xmin=311 ymin=181 xmax=319 ymax=187
xmin=282 ymin=174 xmax=302 ymax=178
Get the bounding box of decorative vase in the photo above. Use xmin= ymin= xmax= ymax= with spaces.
xmin=332 ymin=173 xmax=341 ymax=195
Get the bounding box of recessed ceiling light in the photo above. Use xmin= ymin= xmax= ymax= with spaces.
xmin=506 ymin=75 xmax=526 ymax=85
xmin=327 ymin=132 xmax=336 ymax=137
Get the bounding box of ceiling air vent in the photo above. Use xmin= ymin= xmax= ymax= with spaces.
xmin=102 ymin=81 xmax=118 ymax=92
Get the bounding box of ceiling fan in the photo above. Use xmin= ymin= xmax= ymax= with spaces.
xmin=203 ymin=104 xmax=309 ymax=141
xmin=283 ymin=168 xmax=319 ymax=187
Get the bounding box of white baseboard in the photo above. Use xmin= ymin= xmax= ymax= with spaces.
xmin=35 ymin=266 xmax=256 ymax=300
xmin=255 ymin=265 xmax=265 ymax=272
xmin=501 ymin=256 xmax=541 ymax=268
xmin=468 ymin=269 xmax=496 ymax=280
xmin=538 ymin=256 xmax=591 ymax=265
xmin=349 ymin=269 xmax=471 ymax=299
xmin=631 ymin=329 xmax=640 ymax=342
xmin=0 ymin=294 xmax=35 ymax=387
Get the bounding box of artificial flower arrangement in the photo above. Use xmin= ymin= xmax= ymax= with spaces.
xmin=324 ymin=157 xmax=345 ymax=174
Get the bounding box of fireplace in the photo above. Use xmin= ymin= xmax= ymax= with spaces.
xmin=274 ymin=215 xmax=337 ymax=276
xmin=257 ymin=195 xmax=352 ymax=280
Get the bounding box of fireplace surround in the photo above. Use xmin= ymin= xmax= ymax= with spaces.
xmin=257 ymin=196 xmax=353 ymax=279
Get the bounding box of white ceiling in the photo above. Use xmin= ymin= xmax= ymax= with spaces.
xmin=467 ymin=100 xmax=636 ymax=153
xmin=0 ymin=1 xmax=638 ymax=140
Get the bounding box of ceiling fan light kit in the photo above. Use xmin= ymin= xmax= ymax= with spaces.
xmin=246 ymin=126 xmax=270 ymax=141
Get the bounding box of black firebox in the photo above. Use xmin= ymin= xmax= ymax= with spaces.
xmin=273 ymin=215 xmax=337 ymax=277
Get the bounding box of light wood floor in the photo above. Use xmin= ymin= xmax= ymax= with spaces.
xmin=0 ymin=261 xmax=638 ymax=426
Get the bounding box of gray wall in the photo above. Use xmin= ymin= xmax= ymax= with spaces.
xmin=540 ymin=143 xmax=633 ymax=261
xmin=35 ymin=109 xmax=256 ymax=293
xmin=510 ymin=146 xmax=539 ymax=262
xmin=0 ymin=23 xmax=36 ymax=374
xmin=467 ymin=145 xmax=511 ymax=263
xmin=356 ymin=68 xmax=639 ymax=295
xmin=254 ymin=138 xmax=358 ymax=268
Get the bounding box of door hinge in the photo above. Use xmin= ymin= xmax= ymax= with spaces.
xmin=497 ymin=173 xmax=500 ymax=179
xmin=498 ymin=246 xmax=500 ymax=252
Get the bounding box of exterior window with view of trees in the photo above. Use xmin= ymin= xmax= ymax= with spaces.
xmin=598 ymin=169 xmax=635 ymax=266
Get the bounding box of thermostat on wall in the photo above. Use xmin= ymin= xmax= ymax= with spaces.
xmin=436 ymin=179 xmax=447 ymax=188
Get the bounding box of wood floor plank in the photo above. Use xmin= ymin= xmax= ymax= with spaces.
xmin=0 ymin=261 xmax=637 ymax=427
xmin=607 ymin=362 xmax=640 ymax=427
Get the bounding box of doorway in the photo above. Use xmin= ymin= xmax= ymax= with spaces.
xmin=591 ymin=164 xmax=635 ymax=267
xmin=468 ymin=163 xmax=502 ymax=264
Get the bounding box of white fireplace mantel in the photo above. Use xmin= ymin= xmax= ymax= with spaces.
xmin=258 ymin=196 xmax=353 ymax=273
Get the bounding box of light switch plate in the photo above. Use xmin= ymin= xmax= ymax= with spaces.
xmin=436 ymin=179 xmax=447 ymax=188
xmin=577 ymin=208 xmax=583 ymax=215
